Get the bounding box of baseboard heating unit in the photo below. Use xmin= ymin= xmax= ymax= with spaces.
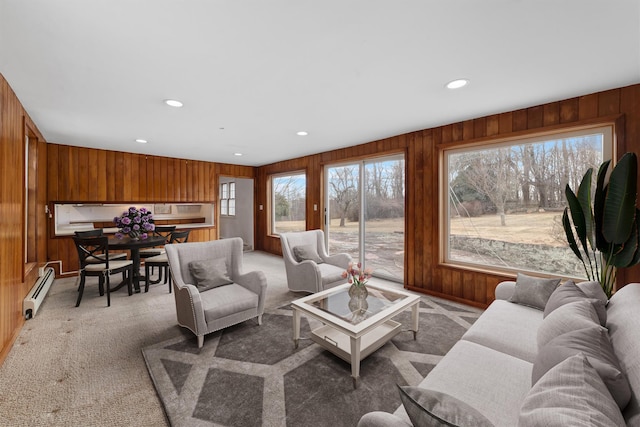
xmin=23 ymin=266 xmax=55 ymax=319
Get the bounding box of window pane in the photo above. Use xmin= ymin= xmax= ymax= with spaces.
xmin=272 ymin=173 xmax=306 ymax=234
xmin=221 ymin=199 xmax=228 ymax=216
xmin=221 ymin=183 xmax=228 ymax=199
xmin=229 ymin=182 xmax=236 ymax=199
xmin=444 ymin=127 xmax=611 ymax=278
xmin=229 ymin=199 xmax=236 ymax=216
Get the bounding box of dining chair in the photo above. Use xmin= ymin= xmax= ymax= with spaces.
xmin=72 ymin=236 xmax=134 ymax=307
xmin=139 ymin=225 xmax=176 ymax=261
xmin=144 ymin=230 xmax=191 ymax=293
xmin=139 ymin=225 xmax=176 ymax=283
xmin=74 ymin=229 xmax=128 ymax=261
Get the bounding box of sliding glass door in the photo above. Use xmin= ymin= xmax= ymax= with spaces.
xmin=325 ymin=154 xmax=405 ymax=282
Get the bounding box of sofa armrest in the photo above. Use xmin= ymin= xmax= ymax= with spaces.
xmin=495 ymin=281 xmax=516 ymax=301
xmin=236 ymin=270 xmax=268 ymax=314
xmin=357 ymin=412 xmax=412 ymax=427
xmin=324 ymin=253 xmax=352 ymax=269
xmin=173 ymin=283 xmax=207 ymax=334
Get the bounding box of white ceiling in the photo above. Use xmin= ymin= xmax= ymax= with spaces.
xmin=1 ymin=1 xmax=639 ymax=167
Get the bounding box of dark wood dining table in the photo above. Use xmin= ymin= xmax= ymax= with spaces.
xmin=108 ymin=236 xmax=166 ymax=292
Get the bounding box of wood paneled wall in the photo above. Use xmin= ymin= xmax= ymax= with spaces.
xmin=0 ymin=74 xmax=48 ymax=364
xmin=256 ymin=84 xmax=640 ymax=308
xmin=47 ymin=144 xmax=255 ymax=273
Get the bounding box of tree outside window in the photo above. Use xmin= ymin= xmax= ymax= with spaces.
xmin=444 ymin=125 xmax=613 ymax=278
xmin=271 ymin=172 xmax=306 ymax=234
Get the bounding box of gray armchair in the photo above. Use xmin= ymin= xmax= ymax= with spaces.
xmin=279 ymin=229 xmax=352 ymax=293
xmin=165 ymin=238 xmax=267 ymax=348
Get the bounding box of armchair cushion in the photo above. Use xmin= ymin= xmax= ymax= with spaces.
xmin=319 ymin=263 xmax=346 ymax=286
xmin=292 ymin=244 xmax=324 ymax=264
xmin=189 ymin=257 xmax=233 ymax=291
xmin=200 ymin=284 xmax=259 ymax=322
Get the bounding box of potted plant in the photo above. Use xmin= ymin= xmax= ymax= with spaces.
xmin=563 ymin=152 xmax=640 ymax=298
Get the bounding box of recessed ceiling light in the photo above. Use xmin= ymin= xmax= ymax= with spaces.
xmin=446 ymin=79 xmax=469 ymax=89
xmin=164 ymin=99 xmax=183 ymax=107
xmin=135 ymin=139 xmax=148 ymax=144
xmin=234 ymin=153 xmax=243 ymax=156
xmin=297 ymin=131 xmax=308 ymax=136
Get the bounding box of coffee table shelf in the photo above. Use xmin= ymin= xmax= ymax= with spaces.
xmin=310 ymin=319 xmax=402 ymax=363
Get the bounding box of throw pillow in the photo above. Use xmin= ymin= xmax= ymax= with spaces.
xmin=292 ymin=244 xmax=324 ymax=264
xmin=577 ymin=280 xmax=609 ymax=304
xmin=188 ymin=258 xmax=233 ymax=291
xmin=532 ymin=326 xmax=631 ymax=409
xmin=537 ymin=299 xmax=601 ymax=348
xmin=397 ymin=386 xmax=494 ymax=427
xmin=508 ymin=273 xmax=560 ymax=310
xmin=544 ymin=280 xmax=607 ymax=326
xmin=518 ymin=354 xmax=626 ymax=427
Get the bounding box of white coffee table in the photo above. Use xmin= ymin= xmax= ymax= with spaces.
xmin=291 ymin=282 xmax=420 ymax=388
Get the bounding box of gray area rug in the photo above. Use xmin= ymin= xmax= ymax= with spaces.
xmin=142 ymin=297 xmax=481 ymax=427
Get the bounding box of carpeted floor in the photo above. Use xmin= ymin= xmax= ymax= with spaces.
xmin=0 ymin=251 xmax=482 ymax=427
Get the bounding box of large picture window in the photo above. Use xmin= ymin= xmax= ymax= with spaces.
xmin=271 ymin=172 xmax=306 ymax=234
xmin=442 ymin=125 xmax=614 ymax=278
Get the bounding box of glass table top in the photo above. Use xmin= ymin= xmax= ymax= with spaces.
xmin=306 ymin=286 xmax=408 ymax=325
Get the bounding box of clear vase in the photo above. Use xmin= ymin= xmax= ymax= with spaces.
xmin=348 ymin=284 xmax=369 ymax=314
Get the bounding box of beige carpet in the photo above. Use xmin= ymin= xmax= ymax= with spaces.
xmin=0 ymin=251 xmax=476 ymax=426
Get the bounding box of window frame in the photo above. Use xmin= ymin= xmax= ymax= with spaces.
xmin=220 ymin=181 xmax=236 ymax=217
xmin=269 ymin=170 xmax=307 ymax=236
xmin=439 ymin=121 xmax=617 ymax=278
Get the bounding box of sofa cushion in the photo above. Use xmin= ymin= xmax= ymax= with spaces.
xmin=509 ymin=273 xmax=560 ymax=310
xmin=292 ymin=244 xmax=324 ymax=264
xmin=544 ymin=280 xmax=607 ymax=326
xmin=605 ymin=283 xmax=640 ymax=424
xmin=461 ymin=300 xmax=542 ymax=363
xmin=518 ymin=354 xmax=625 ymax=427
xmin=189 ymin=258 xmax=233 ymax=291
xmin=397 ymin=386 xmax=494 ymax=427
xmin=532 ymin=326 xmax=631 ymax=409
xmin=537 ymin=300 xmax=601 ymax=348
xmin=408 ymin=340 xmax=532 ymax=427
xmin=577 ymin=280 xmax=609 ymax=304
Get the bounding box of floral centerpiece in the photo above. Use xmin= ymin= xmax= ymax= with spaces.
xmin=114 ymin=206 xmax=155 ymax=240
xmin=342 ymin=262 xmax=373 ymax=300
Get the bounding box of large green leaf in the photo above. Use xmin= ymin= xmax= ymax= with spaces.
xmin=630 ymin=211 xmax=640 ymax=266
xmin=577 ymin=168 xmax=594 ymax=249
xmin=594 ymin=160 xmax=610 ymax=252
xmin=612 ymin=219 xmax=638 ymax=267
xmin=563 ymin=208 xmax=589 ymax=279
xmin=566 ymin=183 xmax=590 ymax=256
xmin=603 ymin=152 xmax=638 ymax=244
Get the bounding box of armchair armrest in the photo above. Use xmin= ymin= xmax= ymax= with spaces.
xmin=324 ymin=253 xmax=352 ymax=269
xmin=235 ymin=270 xmax=268 ymax=314
xmin=173 ymin=283 xmax=207 ymax=334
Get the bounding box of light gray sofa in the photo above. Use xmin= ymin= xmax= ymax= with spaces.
xmin=358 ymin=281 xmax=640 ymax=426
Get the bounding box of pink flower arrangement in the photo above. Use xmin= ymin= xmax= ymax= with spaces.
xmin=342 ymin=262 xmax=373 ymax=287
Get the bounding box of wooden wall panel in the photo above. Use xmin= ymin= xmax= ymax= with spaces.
xmin=45 ymin=143 xmax=255 ymax=274
xmin=0 ymin=74 xmax=48 ymax=364
xmin=255 ymin=84 xmax=640 ymax=308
